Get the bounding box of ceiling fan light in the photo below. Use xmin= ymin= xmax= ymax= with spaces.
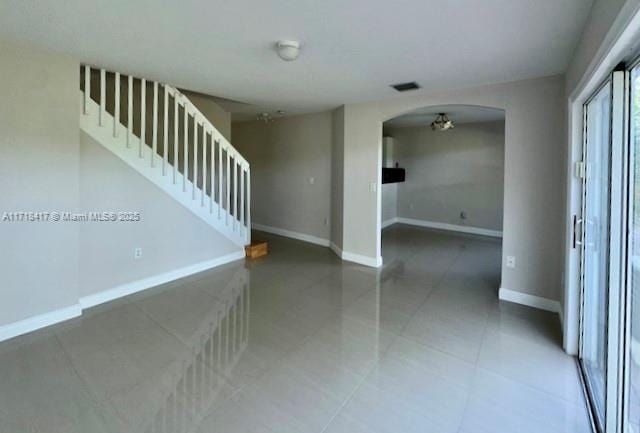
xmin=430 ymin=113 xmax=455 ymax=131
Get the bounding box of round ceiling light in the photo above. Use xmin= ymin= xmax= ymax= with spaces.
xmin=276 ymin=40 xmax=301 ymax=61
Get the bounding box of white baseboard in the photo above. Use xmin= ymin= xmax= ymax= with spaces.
xmin=498 ymin=287 xmax=561 ymax=314
xmin=80 ymin=250 xmax=245 ymax=309
xmin=0 ymin=303 xmax=82 ymax=343
xmin=342 ymin=251 xmax=383 ymax=268
xmin=252 ymin=223 xmax=330 ymax=247
xmin=0 ymin=250 xmax=245 ymax=343
xmin=330 ymin=242 xmax=343 ymax=257
xmin=251 ymin=224 xmax=381 ymax=268
xmin=329 ymin=242 xmax=382 ymax=268
xmin=394 ymin=217 xmax=503 ymax=238
xmin=381 ymin=218 xmax=398 ymax=229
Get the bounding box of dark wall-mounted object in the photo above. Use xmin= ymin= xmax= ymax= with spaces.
xmin=382 ymin=167 xmax=405 ymax=184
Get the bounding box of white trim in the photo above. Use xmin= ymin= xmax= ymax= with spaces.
xmin=0 ymin=304 xmax=82 ymax=343
xmin=395 ymin=217 xmax=503 ymax=238
xmin=330 ymin=241 xmax=343 ymax=257
xmin=498 ymin=287 xmax=561 ymax=314
xmin=329 ymin=241 xmax=382 ymax=268
xmin=0 ymin=251 xmax=244 ymax=343
xmin=381 ymin=217 xmax=398 ymax=229
xmin=252 ymin=223 xmax=330 ymax=247
xmin=250 ymin=224 xmax=383 ymax=268
xmin=80 ymin=251 xmax=245 ymax=309
xmin=342 ymin=251 xmax=383 ymax=268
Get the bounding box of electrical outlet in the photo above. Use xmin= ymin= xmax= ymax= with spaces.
xmin=409 ymin=203 xmax=414 ymax=210
xmin=324 ymin=218 xmax=328 ymax=226
xmin=309 ymin=177 xmax=315 ymax=185
xmin=134 ymin=247 xmax=143 ymax=259
xmin=506 ymin=256 xmax=516 ymax=269
xmin=460 ymin=211 xmax=467 ymax=220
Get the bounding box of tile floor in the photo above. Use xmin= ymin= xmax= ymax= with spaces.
xmin=0 ymin=225 xmax=591 ymax=433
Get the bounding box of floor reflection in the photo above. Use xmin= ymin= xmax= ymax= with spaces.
xmin=143 ymin=270 xmax=250 ymax=433
xmin=0 ymin=226 xmax=590 ymax=433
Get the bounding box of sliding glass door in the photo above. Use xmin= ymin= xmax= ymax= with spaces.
xmin=625 ymin=63 xmax=640 ymax=433
xmin=581 ymin=81 xmax=613 ymax=431
xmin=579 ymin=66 xmax=628 ymax=433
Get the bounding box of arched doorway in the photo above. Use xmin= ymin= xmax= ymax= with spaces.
xmin=378 ymin=104 xmax=506 ymax=270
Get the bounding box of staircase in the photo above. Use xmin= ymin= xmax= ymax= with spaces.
xmin=79 ymin=65 xmax=250 ymax=247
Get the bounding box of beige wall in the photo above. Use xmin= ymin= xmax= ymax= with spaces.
xmin=381 ymin=184 xmax=398 ymax=224
xmin=566 ymin=0 xmax=631 ymax=95
xmin=79 ymin=132 xmax=239 ymax=296
xmin=232 ymin=111 xmax=333 ymax=241
xmin=0 ymin=41 xmax=80 ymax=326
xmin=338 ymin=75 xmax=566 ymax=302
xmin=387 ymin=121 xmax=505 ymax=232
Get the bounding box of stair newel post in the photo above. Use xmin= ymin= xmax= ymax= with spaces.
xmin=127 ymin=75 xmax=133 ymax=148
xmin=202 ymin=128 xmax=207 ymax=207
xmin=246 ymin=169 xmax=251 ymax=244
xmin=163 ymin=85 xmax=168 ymax=176
xmin=83 ymin=65 xmax=90 ymax=115
xmin=140 ymin=78 xmax=146 ymax=158
xmin=218 ymin=141 xmax=223 ymax=219
xmin=152 ymin=81 xmax=158 ymax=167
xmin=225 ymin=147 xmax=231 ymax=225
xmin=173 ymin=93 xmax=178 ymax=184
xmin=99 ymin=69 xmax=106 ymax=126
xmin=240 ymin=164 xmax=245 ymax=236
xmin=183 ymin=102 xmax=188 ymax=192
xmin=114 ymin=72 xmax=120 ymax=138
xmin=193 ymin=115 xmax=198 ymax=200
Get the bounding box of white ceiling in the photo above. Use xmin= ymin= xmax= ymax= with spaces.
xmin=0 ymin=0 xmax=593 ymax=118
xmin=385 ymin=105 xmax=505 ymax=128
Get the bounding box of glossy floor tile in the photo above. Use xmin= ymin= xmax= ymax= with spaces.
xmin=0 ymin=225 xmax=590 ymax=433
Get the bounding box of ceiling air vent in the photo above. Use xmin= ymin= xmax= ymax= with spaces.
xmin=391 ymin=81 xmax=420 ymax=92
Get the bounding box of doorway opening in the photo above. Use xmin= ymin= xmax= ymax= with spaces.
xmin=379 ymin=104 xmax=506 ymax=284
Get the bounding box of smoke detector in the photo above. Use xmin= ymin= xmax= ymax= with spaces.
xmin=276 ymin=40 xmax=301 ymax=61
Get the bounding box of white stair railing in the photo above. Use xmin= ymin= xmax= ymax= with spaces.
xmin=80 ymin=65 xmax=250 ymax=245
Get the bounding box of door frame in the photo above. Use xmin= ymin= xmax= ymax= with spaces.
xmin=572 ymin=54 xmax=633 ymax=433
